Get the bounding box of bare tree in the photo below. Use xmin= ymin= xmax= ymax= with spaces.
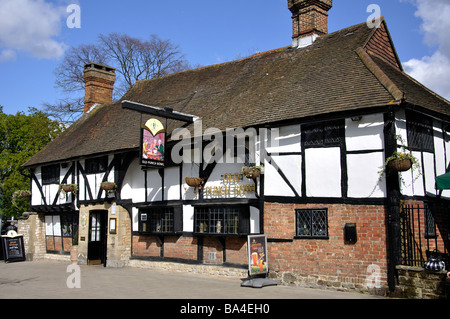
xmin=44 ymin=34 xmax=192 ymax=125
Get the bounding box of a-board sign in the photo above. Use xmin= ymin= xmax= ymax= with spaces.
xmin=1 ymin=234 xmax=26 ymax=262
xmin=247 ymin=234 xmax=268 ymax=276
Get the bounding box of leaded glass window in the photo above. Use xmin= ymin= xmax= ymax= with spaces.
xmin=302 ymin=120 xmax=344 ymax=147
xmin=296 ymin=209 xmax=328 ymax=238
xmin=406 ymin=111 xmax=433 ymax=152
xmin=194 ymin=206 xmax=249 ymax=235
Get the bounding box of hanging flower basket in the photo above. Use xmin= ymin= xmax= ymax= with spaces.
xmin=13 ymin=190 xmax=31 ymax=199
xmin=101 ymin=182 xmax=117 ymax=191
xmin=11 ymin=190 xmax=31 ymax=209
xmin=388 ymin=158 xmax=412 ymax=172
xmin=378 ymin=135 xmax=421 ymax=186
xmin=184 ymin=177 xmax=205 ymax=198
xmin=184 ymin=177 xmax=205 ymax=188
xmin=59 ymin=184 xmax=78 ymax=195
xmin=241 ymin=165 xmax=263 ymax=179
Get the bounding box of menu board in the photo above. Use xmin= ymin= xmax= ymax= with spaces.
xmin=1 ymin=235 xmax=26 ymax=262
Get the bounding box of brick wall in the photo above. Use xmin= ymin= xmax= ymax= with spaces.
xmin=264 ymin=202 xmax=389 ymax=293
xmin=132 ymin=235 xmax=248 ymax=266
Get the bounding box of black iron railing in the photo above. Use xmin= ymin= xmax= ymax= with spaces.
xmin=400 ymin=203 xmax=449 ymax=268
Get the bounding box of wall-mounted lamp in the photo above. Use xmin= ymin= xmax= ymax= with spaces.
xmin=351 ymin=116 xmax=362 ymax=122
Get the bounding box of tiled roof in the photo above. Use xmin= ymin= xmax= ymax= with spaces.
xmin=23 ymin=19 xmax=450 ymax=167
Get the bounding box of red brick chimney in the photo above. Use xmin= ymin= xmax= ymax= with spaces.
xmin=84 ymin=62 xmax=116 ymax=113
xmin=288 ymin=0 xmax=332 ymax=48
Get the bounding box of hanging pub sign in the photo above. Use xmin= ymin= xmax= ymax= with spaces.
xmin=247 ymin=234 xmax=268 ymax=276
xmin=141 ymin=118 xmax=166 ymax=168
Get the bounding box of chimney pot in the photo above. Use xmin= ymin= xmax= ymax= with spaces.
xmin=288 ymin=0 xmax=332 ymax=48
xmin=84 ymin=62 xmax=116 ymax=113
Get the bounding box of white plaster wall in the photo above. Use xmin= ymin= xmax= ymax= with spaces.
xmin=424 ymin=152 xmax=437 ymax=195
xmin=345 ymin=114 xmax=384 ymax=151
xmin=400 ymin=151 xmax=425 ymax=196
xmin=265 ymin=124 xmax=301 ymax=154
xmin=146 ymin=169 xmax=162 ymax=202
xmin=183 ymin=205 xmax=194 ymax=232
xmin=434 ymin=120 xmax=446 ymax=177
xmin=264 ymin=155 xmax=301 ymax=197
xmin=203 ymin=161 xmax=257 ymax=200
xmin=182 ymin=162 xmax=199 ymax=200
xmin=305 ymin=147 xmax=341 ymax=197
xmin=31 ymin=167 xmax=42 ymax=206
xmin=442 ymin=130 xmax=450 ymax=198
xmin=264 ymin=158 xmax=295 ymax=197
xmin=164 ymin=166 xmax=180 ymax=200
xmin=250 ymin=206 xmax=260 ymax=234
xmin=347 ymin=152 xmax=386 ymax=198
xmin=78 ymin=160 xmax=86 ymax=201
xmin=121 ymin=158 xmax=145 ymax=202
xmin=132 ymin=207 xmax=139 ymax=232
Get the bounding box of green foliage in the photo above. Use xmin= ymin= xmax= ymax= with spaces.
xmin=0 ymin=106 xmax=64 ymax=217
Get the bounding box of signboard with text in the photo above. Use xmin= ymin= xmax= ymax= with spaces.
xmin=247 ymin=234 xmax=268 ymax=276
xmin=1 ymin=235 xmax=26 ymax=262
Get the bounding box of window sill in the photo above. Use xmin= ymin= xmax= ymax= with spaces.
xmin=294 ymin=236 xmax=329 ymax=240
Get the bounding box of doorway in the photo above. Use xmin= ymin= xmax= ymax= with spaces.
xmin=88 ymin=210 xmax=107 ymax=266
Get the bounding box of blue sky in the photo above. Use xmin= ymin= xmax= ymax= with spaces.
xmin=1 ymin=0 xmax=449 ymax=116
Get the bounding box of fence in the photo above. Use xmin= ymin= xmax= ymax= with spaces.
xmin=400 ymin=203 xmax=449 ymax=269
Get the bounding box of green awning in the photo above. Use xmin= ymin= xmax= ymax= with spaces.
xmin=435 ymin=172 xmax=450 ymax=190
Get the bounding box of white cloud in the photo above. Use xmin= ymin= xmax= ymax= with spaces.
xmin=0 ymin=49 xmax=16 ymax=62
xmin=0 ymin=0 xmax=68 ymax=61
xmin=403 ymin=51 xmax=450 ymax=100
xmin=402 ymin=0 xmax=450 ymax=101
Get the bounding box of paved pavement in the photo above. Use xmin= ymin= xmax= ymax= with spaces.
xmin=0 ymin=260 xmax=385 ymax=300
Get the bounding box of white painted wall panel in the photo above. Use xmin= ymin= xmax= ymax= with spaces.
xmin=165 ymin=166 xmax=180 ymax=200
xmin=265 ymin=124 xmax=301 ymax=154
xmin=400 ymin=151 xmax=424 ymax=196
xmin=264 ymin=158 xmax=295 ymax=197
xmin=345 ymin=114 xmax=384 ymax=151
xmin=434 ymin=122 xmax=446 ymax=177
xmin=146 ymin=169 xmax=162 ymax=202
xmin=31 ymin=168 xmax=42 ymax=206
xmin=182 ymin=162 xmax=199 ymax=200
xmin=183 ymin=205 xmax=194 ymax=232
xmin=121 ymin=158 xmax=145 ymax=202
xmin=250 ymin=206 xmax=260 ymax=234
xmin=347 ymin=152 xmax=386 ymax=198
xmin=270 ymin=155 xmax=302 ymax=196
xmin=203 ymin=162 xmax=257 ymax=199
xmin=423 ymin=152 xmax=436 ymax=195
xmin=305 ymin=147 xmax=341 ymax=197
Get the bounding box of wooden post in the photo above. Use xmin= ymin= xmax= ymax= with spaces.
xmin=384 ymin=111 xmax=402 ymax=291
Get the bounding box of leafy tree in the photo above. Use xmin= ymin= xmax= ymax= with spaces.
xmin=0 ymin=106 xmax=64 ymax=218
xmin=44 ymin=33 xmax=193 ymax=125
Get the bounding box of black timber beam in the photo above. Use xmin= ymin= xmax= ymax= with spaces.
xmin=122 ymin=100 xmax=195 ymax=123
